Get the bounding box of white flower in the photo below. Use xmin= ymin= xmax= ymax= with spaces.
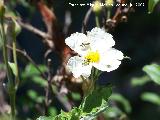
xmin=65 ymin=27 xmax=124 ymax=78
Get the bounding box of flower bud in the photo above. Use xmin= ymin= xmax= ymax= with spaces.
xmin=105 ymin=0 xmax=114 ymax=8
xmin=12 ymin=19 xmax=21 ymax=35
xmin=93 ymin=1 xmax=102 ymax=14
xmin=6 ymin=18 xmax=21 ymax=39
xmin=0 ymin=0 xmax=4 ymax=9
xmin=0 ymin=0 xmax=5 ymax=18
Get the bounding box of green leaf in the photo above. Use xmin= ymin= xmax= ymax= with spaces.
xmin=37 ymin=116 xmax=53 ymax=120
xmin=70 ymin=107 xmax=81 ymax=120
xmin=37 ymin=86 xmax=112 ymax=120
xmin=37 ymin=108 xmax=82 ymax=120
xmin=22 ymin=64 xmax=47 ymax=78
xmin=131 ymin=75 xmax=151 ymax=87
xmin=148 ymin=0 xmax=160 ymax=13
xmin=27 ymin=90 xmax=38 ymax=100
xmin=8 ymin=62 xmax=17 ymax=76
xmin=110 ymin=93 xmax=131 ymax=113
xmin=27 ymin=90 xmax=44 ymax=103
xmin=81 ymin=102 xmax=109 ymax=120
xmin=48 ymin=107 xmax=58 ymax=117
xmin=103 ymin=107 xmax=123 ymax=118
xmin=141 ymin=92 xmax=160 ymax=106
xmin=32 ymin=76 xmax=47 ymax=87
xmin=12 ymin=18 xmax=21 ymax=35
xmin=82 ymin=85 xmax=112 ymax=113
xmin=36 ymin=96 xmax=45 ymax=103
xmin=71 ymin=92 xmax=81 ymax=101
xmin=54 ymin=108 xmax=81 ymax=120
xmin=143 ymin=63 xmax=160 ymax=85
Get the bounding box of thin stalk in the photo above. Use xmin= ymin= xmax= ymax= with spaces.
xmin=9 ymin=90 xmax=16 ymax=120
xmin=44 ymin=59 xmax=52 ymax=115
xmin=107 ymin=9 xmax=111 ymax=19
xmin=1 ymin=18 xmax=13 ymax=85
xmin=7 ymin=20 xmax=19 ymax=120
xmin=12 ymin=26 xmax=20 ymax=90
xmin=10 ymin=20 xmax=20 ymax=120
xmin=95 ymin=15 xmax=100 ymax=27
xmin=1 ymin=17 xmax=16 ymax=120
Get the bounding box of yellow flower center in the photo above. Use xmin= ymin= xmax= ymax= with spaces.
xmin=85 ymin=51 xmax=100 ymax=63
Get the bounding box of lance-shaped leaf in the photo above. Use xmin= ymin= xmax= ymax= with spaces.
xmin=148 ymin=0 xmax=160 ymax=13
xmin=143 ymin=63 xmax=160 ymax=85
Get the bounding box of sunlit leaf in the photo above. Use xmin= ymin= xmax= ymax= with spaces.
xmin=82 ymin=85 xmax=112 ymax=113
xmin=49 ymin=107 xmax=58 ymax=117
xmin=131 ymin=75 xmax=151 ymax=87
xmin=8 ymin=62 xmax=17 ymax=76
xmin=37 ymin=96 xmax=45 ymax=103
xmin=22 ymin=64 xmax=47 ymax=78
xmin=143 ymin=63 xmax=160 ymax=85
xmin=141 ymin=92 xmax=160 ymax=105
xmin=103 ymin=107 xmax=123 ymax=118
xmin=71 ymin=92 xmax=81 ymax=101
xmin=27 ymin=90 xmax=44 ymax=103
xmin=27 ymin=90 xmax=38 ymax=100
xmin=37 ymin=86 xmax=112 ymax=120
xmin=32 ymin=76 xmax=47 ymax=87
xmin=148 ymin=0 xmax=160 ymax=13
xmin=110 ymin=93 xmax=131 ymax=113
xmin=37 ymin=116 xmax=53 ymax=120
xmin=12 ymin=18 xmax=21 ymax=35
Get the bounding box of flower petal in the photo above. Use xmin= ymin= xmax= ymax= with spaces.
xmin=65 ymin=32 xmax=90 ymax=55
xmin=87 ymin=27 xmax=115 ymax=51
xmin=107 ymin=48 xmax=124 ymax=60
xmin=67 ymin=56 xmax=92 ymax=78
xmin=93 ymin=60 xmax=121 ymax=72
xmin=93 ymin=48 xmax=123 ymax=72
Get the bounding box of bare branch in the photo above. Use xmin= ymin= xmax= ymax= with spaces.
xmin=17 ymin=19 xmax=52 ymax=40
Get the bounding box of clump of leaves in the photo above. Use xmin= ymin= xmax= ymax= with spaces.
xmin=37 ymin=85 xmax=112 ymax=120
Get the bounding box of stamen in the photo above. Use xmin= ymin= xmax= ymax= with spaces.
xmin=84 ymin=51 xmax=100 ymax=63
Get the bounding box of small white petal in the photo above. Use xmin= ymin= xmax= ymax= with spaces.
xmin=65 ymin=32 xmax=90 ymax=55
xmin=87 ymin=27 xmax=115 ymax=51
xmin=67 ymin=56 xmax=92 ymax=78
xmin=93 ymin=60 xmax=121 ymax=72
xmin=81 ymin=65 xmax=92 ymax=78
xmin=93 ymin=48 xmax=123 ymax=72
xmin=107 ymin=48 xmax=124 ymax=60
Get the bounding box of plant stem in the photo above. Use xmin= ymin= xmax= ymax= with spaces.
xmin=44 ymin=59 xmax=52 ymax=115
xmin=7 ymin=19 xmax=20 ymax=120
xmin=1 ymin=17 xmax=16 ymax=120
xmin=1 ymin=17 xmax=13 ymax=86
xmin=9 ymin=90 xmax=16 ymax=120
xmin=107 ymin=9 xmax=111 ymax=19
xmin=12 ymin=24 xmax=19 ymax=89
xmin=95 ymin=15 xmax=100 ymax=27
